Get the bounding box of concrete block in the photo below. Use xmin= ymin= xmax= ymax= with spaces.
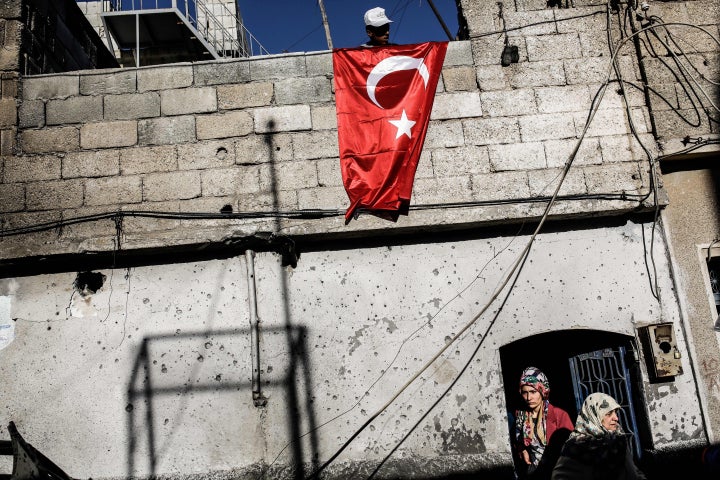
xmin=217 ymin=82 xmax=273 ymax=109
xmin=509 ymin=60 xmax=566 ymax=88
xmin=292 ymin=130 xmax=338 ymax=160
xmin=413 ymin=176 xmax=473 ymax=204
xmin=598 ymin=134 xmax=657 ymax=164
xmin=81 ymin=120 xmax=138 ymax=149
xmin=240 ymin=189 xmax=299 ymax=211
xmin=564 ymin=57 xmax=608 ymax=85
xmin=18 ymin=99 xmax=44 ymax=128
xmin=23 ymin=75 xmax=79 ymax=100
xmin=306 ymin=52 xmax=332 ymax=76
xmin=20 ymin=126 xmax=79 ymax=154
xmin=63 ymin=149 xmax=120 ymax=178
xmin=489 ymin=142 xmax=546 ymax=171
xmin=274 ymin=77 xmax=332 ymax=105
xmin=259 ymin=160 xmax=318 ymax=192
xmin=0 ymin=97 xmax=16 ymax=127
xmin=297 ymin=186 xmax=344 ymax=210
xmin=470 ymin=170 xmax=530 ymax=201
xmin=178 ymin=140 xmax=235 ymax=170
xmin=143 ymin=171 xmax=202 ymax=201
xmin=574 ymin=107 xmax=647 ymax=138
xmin=515 ymin=0 xmax=547 ymax=11
xmin=544 ymin=137 xmax=602 ymax=168
xmin=193 ymin=60 xmax=250 ymax=86
xmin=441 ymin=67 xmax=477 ymax=92
xmin=235 ymin=133 xmax=293 ymax=164
xmin=475 ymin=65 xmax=510 ymax=91
xmin=316 ymin=158 xmax=343 ymax=187
xmin=248 ymin=55 xmax=307 ymax=81
xmin=0 ymin=1 xmax=22 ymax=18
xmin=528 ymin=167 xmax=587 ymax=197
xmin=201 ymin=167 xmax=262 ymax=196
xmin=311 ymin=105 xmax=337 ymax=130
xmin=444 ymin=41 xmax=473 ymax=67
xmin=4 ymin=155 xmax=61 ymax=182
xmin=425 ymin=119 xmax=465 ymax=148
xmin=555 ymin=6 xmax=605 ymax=33
xmin=535 ymin=85 xmax=591 ymax=113
xmin=1 ymin=73 xmax=18 ymax=98
xmin=578 ymin=31 xmax=608 ymax=58
xmin=254 ymin=105 xmax=311 ymax=133
xmin=519 ymin=113 xmax=575 ymax=141
xmin=526 ymin=33 xmax=583 ymax=61
xmin=80 ymin=70 xmax=136 ymax=95
xmin=463 ymin=117 xmax=521 ymax=146
xmin=431 ymin=145 xmax=491 ymax=177
xmin=470 ymin=36 xmax=508 ymax=66
xmin=416 ymin=149 xmax=434 ymax=179
xmin=161 ymin=87 xmax=217 ymax=116
xmin=431 ymin=92 xmax=482 ymax=119
xmin=0 ymin=127 xmax=15 ymax=155
xmin=481 ymin=89 xmax=537 ymax=117
xmin=85 ymin=175 xmax=142 ymax=206
xmin=685 ymin=1 xmax=720 ymax=28
xmin=26 ymin=179 xmax=83 ymax=210
xmin=120 ymin=145 xmax=178 ymax=174
xmin=104 ymin=92 xmax=160 ymax=120
xmin=137 ymin=65 xmax=193 ymax=92
xmin=196 ymin=110 xmax=253 ymax=140
xmin=46 ymin=95 xmax=103 ymax=125
xmin=584 ymin=162 xmax=643 ymax=193
xmin=504 ymin=10 xmax=556 ymax=37
xmin=0 ymin=183 xmax=24 ymax=212
xmin=138 ymin=116 xmax=195 ymax=145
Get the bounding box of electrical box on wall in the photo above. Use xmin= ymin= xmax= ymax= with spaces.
xmin=639 ymin=323 xmax=683 ymax=379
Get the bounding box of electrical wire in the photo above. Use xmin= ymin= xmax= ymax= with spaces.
xmin=305 ymin=14 xmax=657 ymax=479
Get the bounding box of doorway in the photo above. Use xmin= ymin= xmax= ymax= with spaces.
xmin=499 ymin=329 xmax=651 ymax=459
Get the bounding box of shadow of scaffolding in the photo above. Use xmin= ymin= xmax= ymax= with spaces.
xmin=125 ymin=325 xmax=315 ymax=479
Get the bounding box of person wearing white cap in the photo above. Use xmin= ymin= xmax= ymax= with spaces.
xmin=361 ymin=7 xmax=397 ymax=47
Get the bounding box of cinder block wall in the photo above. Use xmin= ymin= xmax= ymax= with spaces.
xmin=1 ymin=0 xmax=692 ymax=262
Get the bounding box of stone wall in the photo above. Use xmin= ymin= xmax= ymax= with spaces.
xmin=0 ymin=0 xmax=667 ymax=263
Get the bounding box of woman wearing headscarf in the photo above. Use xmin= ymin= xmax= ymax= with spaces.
xmin=551 ymin=392 xmax=646 ymax=480
xmin=512 ymin=367 xmax=574 ymax=480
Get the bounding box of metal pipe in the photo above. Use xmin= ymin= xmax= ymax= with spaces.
xmin=317 ymin=0 xmax=333 ymax=49
xmin=427 ymin=0 xmax=454 ymax=41
xmin=245 ymin=250 xmax=267 ymax=407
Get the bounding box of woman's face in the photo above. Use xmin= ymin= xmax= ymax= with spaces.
xmin=602 ymin=408 xmax=620 ymax=431
xmin=521 ymin=385 xmax=543 ymax=411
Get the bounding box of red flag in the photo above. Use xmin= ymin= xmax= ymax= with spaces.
xmin=333 ymin=42 xmax=448 ymax=223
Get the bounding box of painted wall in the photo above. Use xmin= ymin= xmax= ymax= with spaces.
xmin=0 ymin=220 xmax=703 ymax=478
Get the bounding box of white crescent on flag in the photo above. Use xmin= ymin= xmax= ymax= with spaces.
xmin=366 ymin=56 xmax=430 ymax=109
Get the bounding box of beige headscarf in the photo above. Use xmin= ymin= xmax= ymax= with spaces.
xmin=570 ymin=392 xmax=623 ymax=440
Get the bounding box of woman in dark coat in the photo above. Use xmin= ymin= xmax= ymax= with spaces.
xmin=512 ymin=367 xmax=574 ymax=480
xmin=551 ymin=392 xmax=646 ymax=480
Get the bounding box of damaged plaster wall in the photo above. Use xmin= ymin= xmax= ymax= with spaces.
xmin=0 ymin=220 xmax=703 ymax=478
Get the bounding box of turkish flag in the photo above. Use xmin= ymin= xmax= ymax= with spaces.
xmin=333 ymin=42 xmax=448 ymax=223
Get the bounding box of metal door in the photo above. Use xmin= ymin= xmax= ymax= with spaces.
xmin=568 ymin=346 xmax=642 ymax=458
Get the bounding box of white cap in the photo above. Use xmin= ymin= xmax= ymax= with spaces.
xmin=364 ymin=7 xmax=393 ymax=27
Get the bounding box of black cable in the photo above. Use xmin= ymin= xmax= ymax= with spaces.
xmin=0 ymin=192 xmax=646 ymax=239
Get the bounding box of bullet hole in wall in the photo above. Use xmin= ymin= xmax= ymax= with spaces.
xmin=216 ymin=146 xmax=227 ymax=160
xmin=74 ymin=271 xmax=106 ymax=296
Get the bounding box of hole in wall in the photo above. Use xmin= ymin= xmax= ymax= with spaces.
xmin=74 ymin=271 xmax=106 ymax=296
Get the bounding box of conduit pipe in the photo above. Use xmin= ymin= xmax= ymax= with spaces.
xmin=245 ymin=250 xmax=267 ymax=407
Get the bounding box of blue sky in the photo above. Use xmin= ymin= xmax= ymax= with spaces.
xmin=237 ymin=0 xmax=460 ymax=54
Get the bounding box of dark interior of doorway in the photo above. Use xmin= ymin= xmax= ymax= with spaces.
xmin=499 ymin=329 xmax=641 ymax=426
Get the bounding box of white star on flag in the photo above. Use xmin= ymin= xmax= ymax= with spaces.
xmin=389 ymin=110 xmax=416 ymax=139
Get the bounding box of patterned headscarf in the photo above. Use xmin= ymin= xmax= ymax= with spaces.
xmin=518 ymin=366 xmax=550 ymax=399
xmin=570 ymin=392 xmax=624 ymax=441
xmin=516 ymin=366 xmax=551 ymax=448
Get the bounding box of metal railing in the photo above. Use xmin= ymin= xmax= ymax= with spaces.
xmin=103 ymin=0 xmax=269 ymax=57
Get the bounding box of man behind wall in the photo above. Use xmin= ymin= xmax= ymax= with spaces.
xmin=362 ymin=6 xmax=397 ymax=47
